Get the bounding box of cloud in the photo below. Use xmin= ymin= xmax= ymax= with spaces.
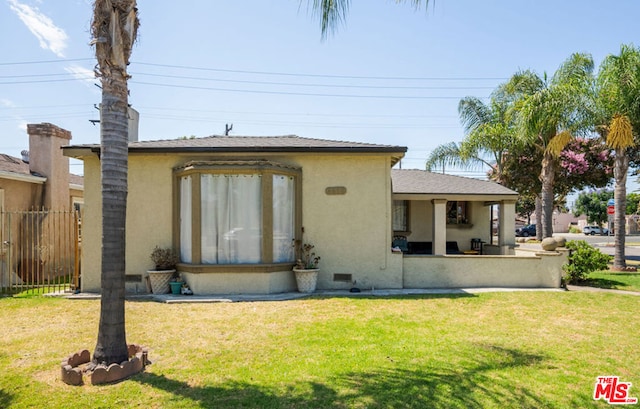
xmin=7 ymin=0 xmax=69 ymax=57
xmin=65 ymin=64 xmax=96 ymax=84
xmin=0 ymin=98 xmax=16 ymax=108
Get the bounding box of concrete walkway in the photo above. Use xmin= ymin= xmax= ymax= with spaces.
xmin=60 ymin=287 xmax=573 ymax=303
xmin=58 ymin=284 xmax=640 ymax=303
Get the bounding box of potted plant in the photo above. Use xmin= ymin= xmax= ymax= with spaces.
xmin=147 ymin=246 xmax=179 ymax=294
xmin=292 ymin=240 xmax=321 ymax=293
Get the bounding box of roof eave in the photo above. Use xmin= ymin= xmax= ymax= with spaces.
xmin=0 ymin=170 xmax=47 ymax=184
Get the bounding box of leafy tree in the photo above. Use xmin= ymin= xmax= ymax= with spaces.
xmin=90 ymin=0 xmax=139 ymax=367
xmin=504 ymin=54 xmax=595 ymax=239
xmin=573 ymin=190 xmax=613 ymax=226
xmin=516 ymin=194 xmax=536 ymax=224
xmin=626 ymin=193 xmax=640 ymax=214
xmin=595 ymin=44 xmax=640 ymax=269
xmin=502 ymin=138 xmax=612 ymax=220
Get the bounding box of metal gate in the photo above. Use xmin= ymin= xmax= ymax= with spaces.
xmin=0 ymin=209 xmax=80 ymax=295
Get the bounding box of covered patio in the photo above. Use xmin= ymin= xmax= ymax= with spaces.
xmin=391 ymin=169 xmax=518 ymax=256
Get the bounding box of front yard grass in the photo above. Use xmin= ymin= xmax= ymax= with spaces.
xmin=582 ymin=271 xmax=640 ymax=292
xmin=0 ymin=292 xmax=638 ymax=408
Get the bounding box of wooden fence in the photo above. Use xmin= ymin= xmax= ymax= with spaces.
xmin=0 ymin=209 xmax=80 ymax=294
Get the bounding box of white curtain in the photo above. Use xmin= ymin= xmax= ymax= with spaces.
xmin=272 ymin=174 xmax=295 ymax=262
xmin=201 ymin=174 xmax=262 ymax=264
xmin=180 ymin=176 xmax=192 ymax=263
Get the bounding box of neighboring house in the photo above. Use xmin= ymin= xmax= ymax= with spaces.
xmin=0 ymin=123 xmax=84 ymax=211
xmin=63 ymin=134 xmax=566 ymax=295
xmin=0 ymin=123 xmax=84 ymax=288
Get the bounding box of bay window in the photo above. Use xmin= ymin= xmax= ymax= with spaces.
xmin=176 ymin=161 xmax=300 ymax=266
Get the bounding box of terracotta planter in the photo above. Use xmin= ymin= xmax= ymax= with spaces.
xmin=293 ymin=268 xmax=319 ymax=293
xmin=147 ymin=270 xmax=175 ymax=294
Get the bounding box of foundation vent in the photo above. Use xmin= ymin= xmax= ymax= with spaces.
xmin=333 ymin=273 xmax=352 ymax=282
xmin=125 ymin=274 xmax=142 ymax=282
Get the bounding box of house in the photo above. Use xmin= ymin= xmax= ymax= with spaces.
xmin=0 ymin=123 xmax=84 ymax=289
xmin=63 ymin=134 xmax=566 ymax=295
xmin=0 ymin=123 xmax=83 ymax=211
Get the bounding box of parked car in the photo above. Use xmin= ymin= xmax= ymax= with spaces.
xmin=515 ymin=224 xmax=536 ymax=237
xmin=583 ymin=225 xmax=609 ymax=235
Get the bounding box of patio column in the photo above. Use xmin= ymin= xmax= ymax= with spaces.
xmin=498 ymin=200 xmax=516 ymax=255
xmin=432 ymin=199 xmax=447 ymax=255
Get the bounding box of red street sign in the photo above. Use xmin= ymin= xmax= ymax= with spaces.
xmin=607 ymin=205 xmax=615 ymax=215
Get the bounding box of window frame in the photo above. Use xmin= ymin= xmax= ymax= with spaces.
xmin=392 ymin=199 xmax=410 ymax=234
xmin=174 ymin=161 xmax=302 ymax=271
xmin=446 ymin=200 xmax=470 ymax=225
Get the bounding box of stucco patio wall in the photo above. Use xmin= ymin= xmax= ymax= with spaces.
xmin=402 ymin=250 xmax=567 ymax=289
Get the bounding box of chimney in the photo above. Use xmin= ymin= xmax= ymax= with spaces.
xmin=128 ymin=106 xmax=139 ymax=142
xmin=26 ymin=123 xmax=72 ymax=209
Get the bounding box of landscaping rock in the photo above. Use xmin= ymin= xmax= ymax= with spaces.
xmin=541 ymin=237 xmax=558 ymax=251
xmin=555 ymin=236 xmax=567 ymax=247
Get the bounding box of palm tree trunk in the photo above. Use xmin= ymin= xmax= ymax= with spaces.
xmin=93 ymin=68 xmax=130 ymax=365
xmin=534 ymin=195 xmax=542 ymax=240
xmin=91 ymin=0 xmax=138 ymax=366
xmin=539 ymin=151 xmax=555 ymax=238
xmin=613 ymin=148 xmax=628 ymax=269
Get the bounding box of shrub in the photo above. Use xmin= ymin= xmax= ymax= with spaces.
xmin=563 ymin=240 xmax=612 ymax=283
xmin=568 ymin=225 xmax=581 ymax=234
xmin=150 ymin=246 xmax=179 ymax=270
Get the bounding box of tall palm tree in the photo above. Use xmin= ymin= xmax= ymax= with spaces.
xmin=90 ymin=0 xmax=139 ymax=366
xmin=504 ymin=53 xmax=594 ymax=239
xmin=596 ymin=44 xmax=640 ymax=270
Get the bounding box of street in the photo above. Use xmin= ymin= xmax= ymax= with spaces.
xmin=553 ymin=232 xmax=640 ymax=262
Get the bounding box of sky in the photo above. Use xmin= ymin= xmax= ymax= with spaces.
xmin=2 ymin=0 xmax=640 ymax=206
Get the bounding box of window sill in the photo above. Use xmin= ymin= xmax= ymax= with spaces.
xmin=446 ymin=223 xmax=474 ymax=229
xmin=177 ymin=262 xmax=295 ymax=274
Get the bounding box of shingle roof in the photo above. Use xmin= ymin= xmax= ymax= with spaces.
xmin=65 ymin=135 xmax=407 ymax=154
xmin=0 ymin=153 xmax=30 ymax=175
xmin=391 ymin=169 xmax=518 ymax=196
xmin=0 ymin=152 xmax=83 ymax=186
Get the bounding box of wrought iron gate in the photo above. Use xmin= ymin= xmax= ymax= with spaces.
xmin=0 ymin=209 xmax=80 ymax=295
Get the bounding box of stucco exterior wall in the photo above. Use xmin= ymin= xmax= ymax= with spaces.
xmin=403 ymin=250 xmax=566 ymax=288
xmin=0 ymin=179 xmax=43 ymax=210
xmin=404 ymin=200 xmax=492 ymax=251
xmin=297 ymin=155 xmax=402 ymax=290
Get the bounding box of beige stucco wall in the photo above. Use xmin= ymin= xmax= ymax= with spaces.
xmin=79 ymin=152 xmax=402 ymax=293
xmin=403 ymin=250 xmax=566 ymax=288
xmin=298 ymin=155 xmax=402 ymax=290
xmin=405 ymin=200 xmax=492 ymax=251
xmin=0 ymin=179 xmax=43 ymax=210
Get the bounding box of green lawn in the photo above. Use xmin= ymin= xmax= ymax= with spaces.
xmin=0 ymin=292 xmax=638 ymax=408
xmin=583 ymin=271 xmax=640 ymax=292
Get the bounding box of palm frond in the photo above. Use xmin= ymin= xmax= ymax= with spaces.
xmin=607 ymin=115 xmax=635 ymax=150
xmin=425 ymin=142 xmax=464 ymax=171
xmin=307 ymin=0 xmax=431 ymax=37
xmin=458 ymin=97 xmax=490 ymax=133
xmin=545 ymin=130 xmax=572 ymax=157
